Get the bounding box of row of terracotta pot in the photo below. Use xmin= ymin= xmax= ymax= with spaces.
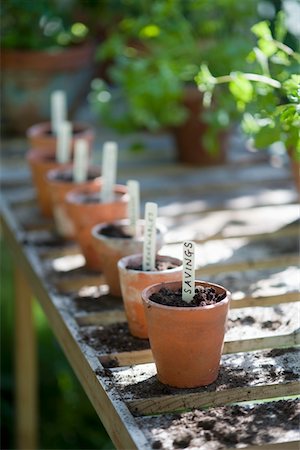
xmin=26 ymin=120 xmax=231 ymax=389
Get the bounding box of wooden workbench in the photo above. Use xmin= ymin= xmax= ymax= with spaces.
xmin=1 ymin=130 xmax=299 ymax=450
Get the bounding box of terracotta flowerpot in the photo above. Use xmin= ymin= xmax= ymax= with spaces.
xmin=65 ymin=183 xmax=129 ymax=271
xmin=92 ymin=220 xmax=166 ymax=297
xmin=46 ymin=166 xmax=101 ymax=239
xmin=118 ymin=254 xmax=182 ymax=338
xmin=26 ymin=149 xmax=70 ymax=217
xmin=26 ymin=121 xmax=95 ymax=155
xmin=172 ymin=86 xmax=227 ymax=166
xmin=1 ymin=41 xmax=96 ymax=135
xmin=142 ymin=280 xmax=231 ymax=388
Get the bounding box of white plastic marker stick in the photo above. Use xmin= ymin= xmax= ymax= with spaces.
xmin=182 ymin=241 xmax=195 ymax=302
xmin=56 ymin=121 xmax=72 ymax=164
xmin=73 ymin=139 xmax=89 ymax=183
xmin=127 ymin=180 xmax=140 ymax=236
xmin=142 ymin=202 xmax=157 ymax=271
xmin=100 ymin=141 xmax=118 ymax=202
xmin=51 ymin=90 xmax=67 ymax=134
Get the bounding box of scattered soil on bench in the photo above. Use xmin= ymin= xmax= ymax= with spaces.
xmin=113 ymin=348 xmax=299 ymax=400
xmin=149 ymin=286 xmax=226 ymax=308
xmin=73 ymin=288 xmax=123 ymax=313
xmin=80 ymin=322 xmax=150 ymax=353
xmin=138 ymin=399 xmax=300 ymax=449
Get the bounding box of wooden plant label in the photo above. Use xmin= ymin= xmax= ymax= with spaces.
xmin=51 ymin=90 xmax=67 ymax=134
xmin=127 ymin=180 xmax=140 ymax=236
xmin=73 ymin=139 xmax=89 ymax=183
xmin=100 ymin=141 xmax=118 ymax=202
xmin=182 ymin=241 xmax=195 ymax=302
xmin=142 ymin=202 xmax=157 ymax=271
xmin=56 ymin=121 xmax=72 ymax=164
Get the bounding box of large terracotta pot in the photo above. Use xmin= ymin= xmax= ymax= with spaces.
xmin=118 ymin=253 xmax=182 ymax=338
xmin=65 ymin=183 xmax=129 ymax=271
xmin=92 ymin=220 xmax=166 ymax=297
xmin=172 ymin=87 xmax=227 ymax=166
xmin=1 ymin=41 xmax=96 ymax=135
xmin=26 ymin=121 xmax=95 ymax=155
xmin=142 ymin=280 xmax=231 ymax=388
xmin=26 ymin=149 xmax=70 ymax=217
xmin=46 ymin=166 xmax=101 ymax=239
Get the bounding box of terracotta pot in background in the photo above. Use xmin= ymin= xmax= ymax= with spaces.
xmin=118 ymin=254 xmax=182 ymax=338
xmin=1 ymin=41 xmax=96 ymax=135
xmin=26 ymin=149 xmax=70 ymax=217
xmin=46 ymin=166 xmax=101 ymax=239
xmin=172 ymin=87 xmax=227 ymax=166
xmin=65 ymin=183 xmax=129 ymax=271
xmin=92 ymin=220 xmax=166 ymax=297
xmin=142 ymin=280 xmax=231 ymax=388
xmin=26 ymin=121 xmax=95 ymax=154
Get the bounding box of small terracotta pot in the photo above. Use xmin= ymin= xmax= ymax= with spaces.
xmin=118 ymin=254 xmax=182 ymax=338
xmin=142 ymin=280 xmax=231 ymax=388
xmin=26 ymin=149 xmax=70 ymax=217
xmin=46 ymin=166 xmax=101 ymax=239
xmin=65 ymin=183 xmax=129 ymax=271
xmin=92 ymin=220 xmax=166 ymax=297
xmin=26 ymin=121 xmax=95 ymax=155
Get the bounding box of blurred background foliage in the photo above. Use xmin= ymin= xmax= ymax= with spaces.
xmin=0 ymin=238 xmax=114 ymax=450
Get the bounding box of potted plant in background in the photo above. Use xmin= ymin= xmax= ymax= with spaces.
xmin=118 ymin=253 xmax=182 ymax=339
xmin=89 ymin=0 xmax=260 ymax=165
xmin=195 ymin=7 xmax=300 ymax=190
xmin=91 ymin=218 xmax=165 ymax=297
xmin=65 ymin=182 xmax=129 ymax=271
xmin=1 ymin=0 xmax=96 ymax=135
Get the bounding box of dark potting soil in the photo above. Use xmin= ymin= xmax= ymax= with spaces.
xmin=149 ymin=286 xmax=226 ymax=308
xmin=98 ymin=224 xmax=133 ymax=238
xmin=75 ymin=192 xmax=124 ymax=204
xmin=52 ymin=171 xmax=99 ymax=182
xmin=45 ymin=127 xmax=83 ymax=136
xmin=126 ymin=260 xmax=178 ymax=271
xmin=80 ymin=322 xmax=150 ymax=353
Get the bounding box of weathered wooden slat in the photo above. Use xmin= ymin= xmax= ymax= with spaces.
xmin=76 ymin=310 xmax=126 ymax=326
xmin=109 ymin=348 xmax=300 ymax=415
xmin=99 ymin=326 xmax=300 ymax=368
xmin=197 ymin=254 xmax=299 ymax=275
xmin=137 ymin=399 xmax=300 ymax=450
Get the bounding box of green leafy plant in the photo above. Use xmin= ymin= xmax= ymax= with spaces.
xmin=89 ymin=0 xmax=259 ymax=138
xmin=1 ymin=0 xmax=90 ymax=50
xmin=195 ymin=11 xmax=300 ymax=160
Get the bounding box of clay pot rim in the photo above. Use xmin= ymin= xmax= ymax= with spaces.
xmin=92 ymin=219 xmax=166 ymax=243
xmin=65 ymin=183 xmax=128 ymax=205
xmin=118 ymin=253 xmax=183 ymax=273
xmin=46 ymin=165 xmax=101 ymax=185
xmin=26 ymin=121 xmax=95 ymax=139
xmin=142 ymin=280 xmax=231 ymax=311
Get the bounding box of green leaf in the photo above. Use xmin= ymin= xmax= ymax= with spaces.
xmin=229 ymin=73 xmax=253 ymax=104
xmin=253 ymin=123 xmax=280 ymax=148
xmin=258 ymin=38 xmax=277 ymax=57
xmin=139 ymin=24 xmax=161 ymax=38
xmin=274 ymin=11 xmax=287 ymax=43
xmin=194 ymin=64 xmax=216 ymax=93
xmin=251 ymin=21 xmax=272 ymax=40
xmin=242 ymin=113 xmax=261 ymax=135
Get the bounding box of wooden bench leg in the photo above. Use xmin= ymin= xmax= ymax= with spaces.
xmin=15 ymin=267 xmax=38 ymax=450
